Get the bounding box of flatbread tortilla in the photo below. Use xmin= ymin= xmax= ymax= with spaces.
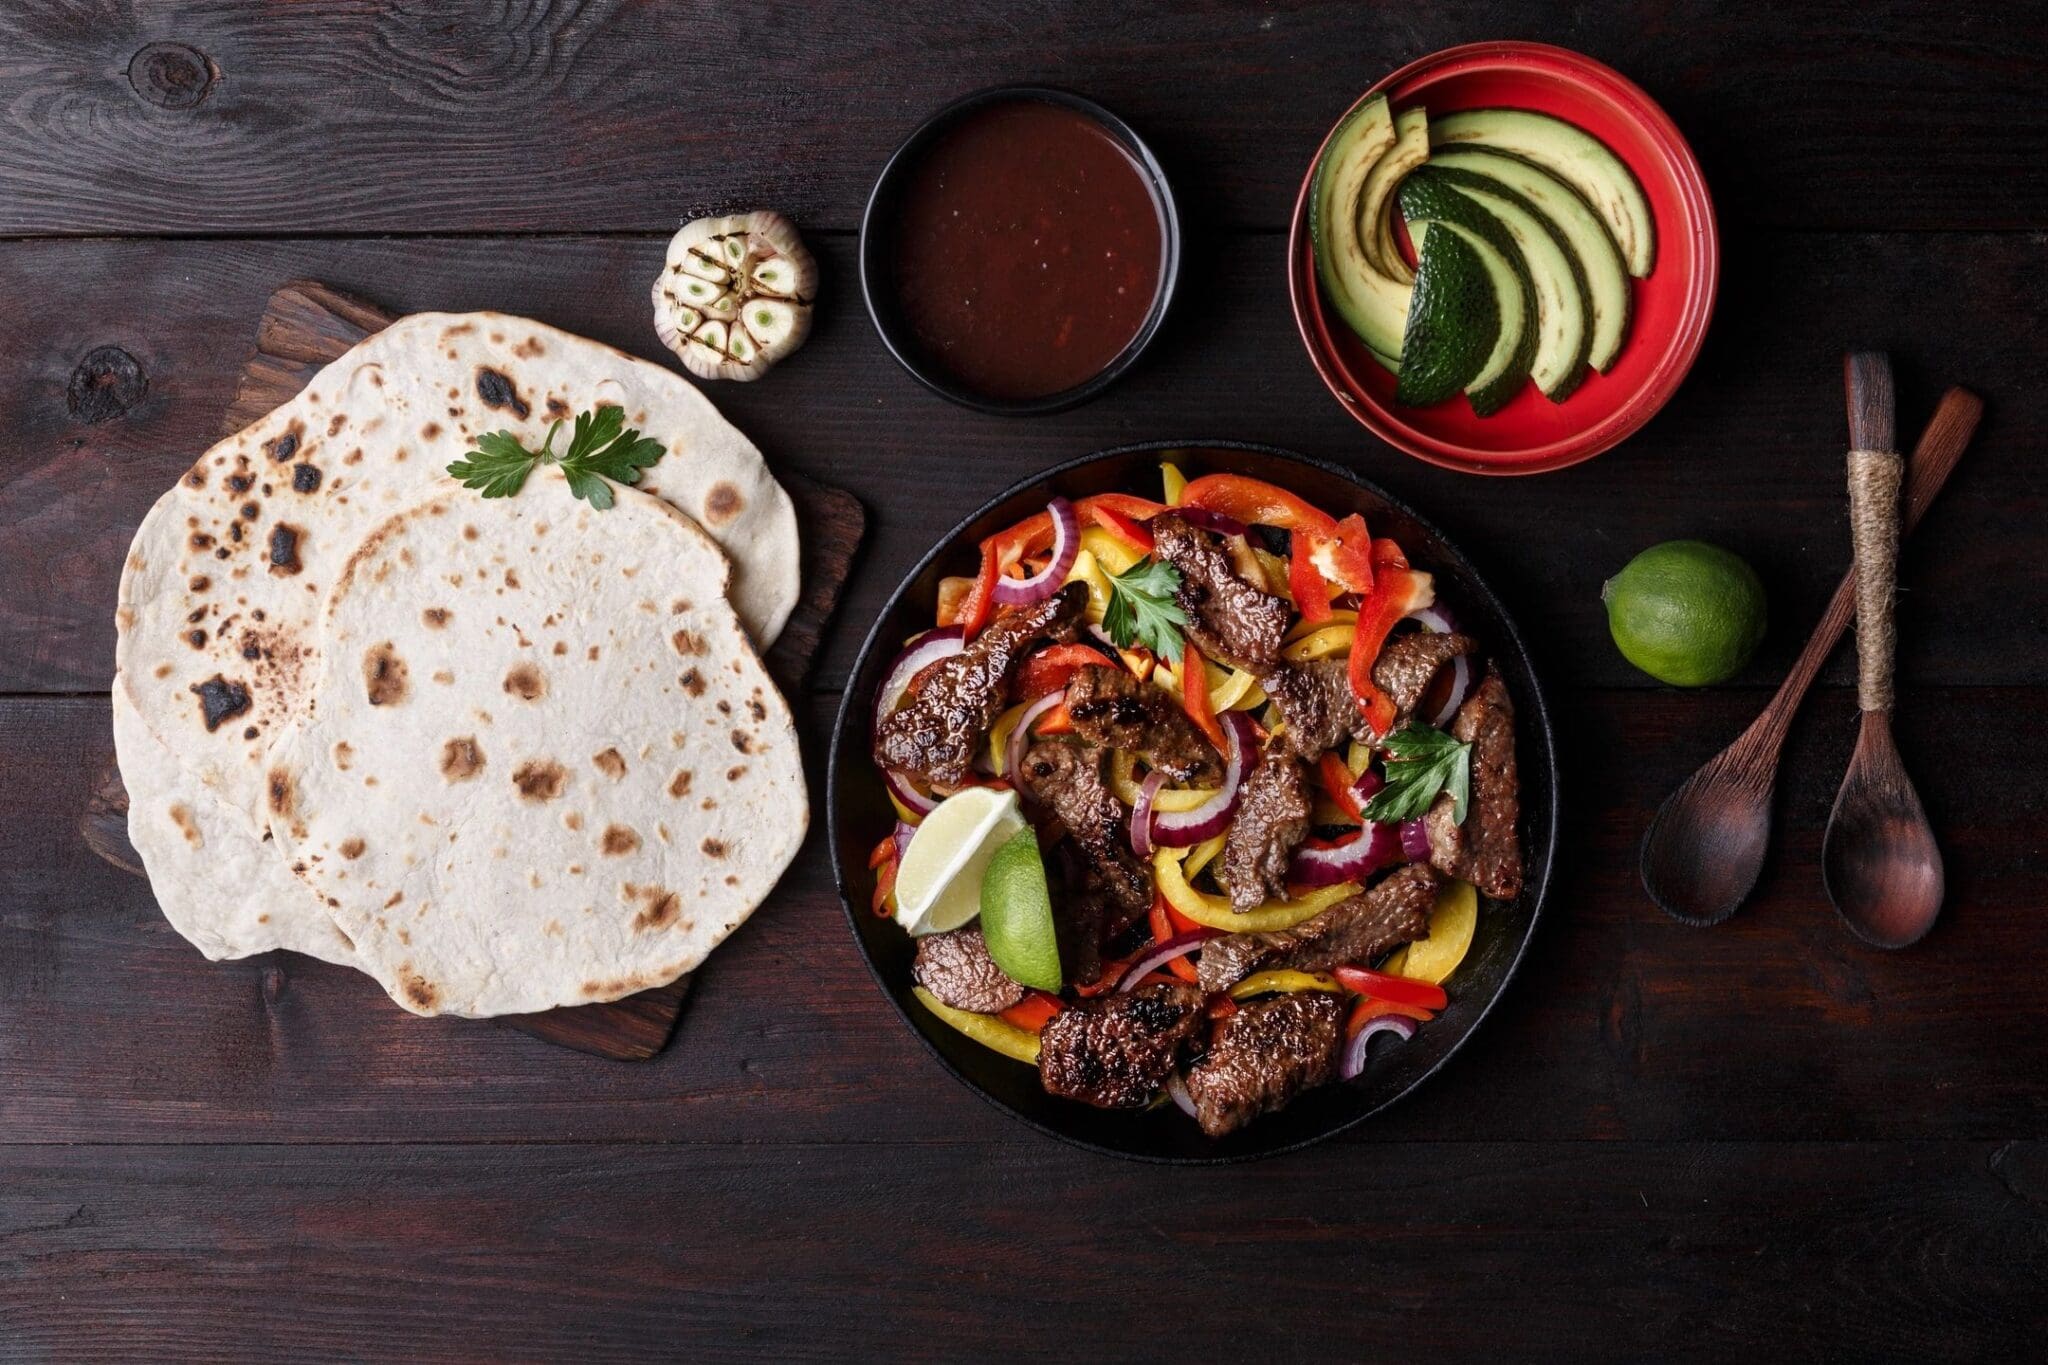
xmin=114 ymin=311 xmax=799 ymax=966
xmin=264 ymin=473 xmax=806 ymax=1017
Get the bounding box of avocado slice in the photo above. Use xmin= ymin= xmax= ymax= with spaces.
xmin=1429 ymin=108 xmax=1656 ymax=277
xmin=1393 ymin=220 xmax=1497 ymax=408
xmin=1309 ymin=96 xmax=1413 ymax=368
xmin=1359 ymin=106 xmax=1430 ymax=285
xmin=1398 ymin=175 xmax=1536 ymax=416
xmin=1426 ymin=147 xmax=1632 ymax=373
xmin=1417 ymin=167 xmax=1593 ymax=402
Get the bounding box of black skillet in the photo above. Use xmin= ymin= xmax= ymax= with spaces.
xmin=827 ymin=442 xmax=1559 ymax=1162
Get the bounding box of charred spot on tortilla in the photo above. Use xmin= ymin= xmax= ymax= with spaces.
xmin=679 ymin=668 xmax=706 ymax=697
xmin=242 ymin=725 xmax=258 ymax=740
xmin=327 ymin=413 xmax=347 ymax=437
xmin=397 ymin=966 xmax=439 ymax=1012
xmin=625 ymin=883 xmax=681 ymax=932
xmin=333 ymin=741 xmax=354 ymax=771
xmin=189 ymin=531 xmax=215 ymax=551
xmin=190 ymin=674 xmax=251 ymax=731
xmin=267 ymin=523 xmax=304 ymax=575
xmin=362 ymin=642 xmax=408 ymax=705
xmin=701 ymin=838 xmax=727 ymax=858
xmin=240 ymin=501 xmax=261 ymax=521
xmin=291 ymin=462 xmax=322 ymax=493
xmin=186 ymin=628 xmax=208 ymax=648
xmin=600 ymin=824 xmax=642 ymax=856
xmin=339 ymin=837 xmax=366 ymax=860
xmin=421 ymin=607 xmax=450 ymax=629
xmin=729 ymin=729 xmax=754 ymax=754
xmin=241 ymin=636 xmax=262 ymax=660
xmin=502 ymin=663 xmax=546 ymax=701
xmin=592 ymin=748 xmax=627 ymax=780
xmin=747 ymin=696 xmax=767 ymax=722
xmin=475 ymin=367 xmax=530 ymax=418
xmin=668 ymin=769 xmax=694 ymax=798
xmin=169 ymin=804 xmax=201 ymax=848
xmin=671 ymin=628 xmax=708 ymax=656
xmin=266 ymin=767 xmax=295 ymax=819
xmin=705 ymin=482 xmax=743 ymax=526
xmin=225 ymin=472 xmax=253 ymax=494
xmin=563 ymin=810 xmax=584 ymax=831
xmin=440 ymin=736 xmax=485 ymax=782
xmin=263 ymin=425 xmax=301 ymax=464
xmin=512 ymin=758 xmax=567 ymax=802
xmin=726 ymin=765 xmax=747 ymax=782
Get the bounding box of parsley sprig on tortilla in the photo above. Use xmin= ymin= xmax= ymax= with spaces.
xmin=447 ymin=405 xmax=665 ymax=510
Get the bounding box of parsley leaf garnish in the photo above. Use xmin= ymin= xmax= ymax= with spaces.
xmin=446 ymin=405 xmax=665 ymax=511
xmin=1360 ymin=723 xmax=1472 ymax=824
xmin=1103 ymin=556 xmax=1188 ymax=662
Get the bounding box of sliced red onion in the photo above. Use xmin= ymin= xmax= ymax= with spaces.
xmin=990 ymin=497 xmax=1080 ymax=606
xmin=1289 ymin=822 xmax=1403 ymax=887
xmin=1152 ymin=711 xmax=1256 ymax=847
xmin=873 ymin=627 xmax=964 ymax=735
xmin=1404 ymin=603 xmax=1474 ymax=727
xmin=883 ymin=767 xmax=938 ymax=819
xmin=892 ymin=821 xmax=918 ymax=861
xmin=1176 ymin=506 xmax=1248 ymax=537
xmin=1166 ymin=1070 xmax=1198 ymax=1118
xmin=1340 ymin=1014 xmax=1417 ymax=1080
xmin=1117 ymin=930 xmax=1215 ymax=991
xmin=1405 ymin=604 xmax=1459 ymax=634
xmin=1399 ymin=818 xmax=1432 ymax=863
xmin=1129 ymin=769 xmax=1169 ymax=858
xmin=1003 ymin=690 xmax=1066 ymax=781
xmin=1351 ymin=768 xmax=1384 ymax=806
xmin=1086 ymin=623 xmax=1120 ymax=649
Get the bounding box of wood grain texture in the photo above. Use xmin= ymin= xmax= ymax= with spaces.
xmin=1 ymin=1 xmax=2044 ymax=236
xmin=0 ymin=231 xmax=2041 ymax=697
xmin=2 ymin=1139 xmax=2042 ymax=1362
xmin=7 ymin=686 xmax=2045 ymax=1146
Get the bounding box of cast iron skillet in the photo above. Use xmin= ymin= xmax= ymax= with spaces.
xmin=827 ymin=443 xmax=1558 ymax=1162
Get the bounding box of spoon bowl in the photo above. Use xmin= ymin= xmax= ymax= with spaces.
xmin=1823 ymin=713 xmax=1945 ymax=948
xmin=1640 ymin=738 xmax=1776 ymax=925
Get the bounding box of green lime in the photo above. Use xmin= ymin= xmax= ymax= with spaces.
xmin=1602 ymin=540 xmax=1767 ymax=687
xmin=894 ymin=788 xmax=1026 ymax=937
xmin=978 ymin=827 xmax=1062 ymax=992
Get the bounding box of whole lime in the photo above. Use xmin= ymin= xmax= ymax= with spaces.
xmin=1601 ymin=541 xmax=1767 ymax=687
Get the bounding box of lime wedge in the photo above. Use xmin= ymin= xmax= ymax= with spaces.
xmin=893 ymin=788 xmax=1026 ymax=937
xmin=979 ymin=827 xmax=1062 ymax=992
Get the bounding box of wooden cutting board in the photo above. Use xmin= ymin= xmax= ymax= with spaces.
xmin=83 ymin=280 xmax=863 ymax=1060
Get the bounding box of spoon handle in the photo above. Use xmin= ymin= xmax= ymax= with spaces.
xmin=1844 ymin=352 xmax=1902 ymax=713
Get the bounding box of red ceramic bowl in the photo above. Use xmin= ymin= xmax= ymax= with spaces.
xmin=1288 ymin=42 xmax=1718 ymax=475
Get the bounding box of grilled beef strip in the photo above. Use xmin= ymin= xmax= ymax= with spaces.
xmin=1425 ymin=671 xmax=1522 ymax=900
xmin=1260 ymin=657 xmax=1370 ymax=760
xmin=1038 ymin=981 xmax=1204 ymax=1108
xmin=912 ymin=926 xmax=1027 ymax=1014
xmin=1015 ymin=739 xmax=1152 ymax=921
xmin=872 ymin=582 xmax=1086 ymax=788
xmin=1369 ymin=630 xmax=1478 ymax=738
xmin=1197 ymin=862 xmax=1440 ymax=993
xmin=1150 ymin=512 xmax=1292 ymax=673
xmin=1184 ymin=992 xmax=1345 ymax=1137
xmin=1064 ymin=665 xmax=1222 ymax=785
xmin=1218 ymin=749 xmax=1313 ymax=912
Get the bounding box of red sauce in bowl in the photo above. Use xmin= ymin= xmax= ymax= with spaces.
xmin=889 ymin=99 xmax=1166 ymax=402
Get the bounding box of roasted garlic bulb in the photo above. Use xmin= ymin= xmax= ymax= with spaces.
xmin=652 ymin=211 xmax=816 ymax=382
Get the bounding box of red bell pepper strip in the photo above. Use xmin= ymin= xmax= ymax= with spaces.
xmin=1016 ymin=644 xmax=1118 ymax=700
xmin=1334 ymin=964 xmax=1449 ymax=1011
xmin=1346 ymin=996 xmax=1433 ymax=1035
xmin=1148 ymin=895 xmax=1203 ymax=984
xmin=959 ymin=549 xmax=1003 ymax=638
xmin=1000 ymin=990 xmax=1064 ymax=1033
xmin=1092 ymin=504 xmax=1156 ymax=555
xmin=1316 ymin=753 xmax=1364 ymax=821
xmin=1346 ymin=556 xmax=1432 ymax=738
xmin=870 ymin=853 xmax=898 ymax=917
xmin=961 ymin=495 xmax=1168 ymax=639
xmin=1288 ymin=547 xmax=1335 ymax=623
xmin=1179 ymin=474 xmax=1341 ymax=540
xmin=1177 ymin=642 xmax=1229 ymax=754
xmin=1033 ymin=701 xmax=1074 ymax=736
xmin=1074 ymin=947 xmax=1144 ymax=998
xmin=1156 ymin=891 xmax=1203 ymax=938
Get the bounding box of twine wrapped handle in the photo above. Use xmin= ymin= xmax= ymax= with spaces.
xmin=1844 ymin=352 xmax=1899 ymax=713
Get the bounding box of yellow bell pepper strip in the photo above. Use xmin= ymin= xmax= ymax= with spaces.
xmin=1207 ymin=662 xmax=1265 ymax=711
xmin=1287 ymin=608 xmax=1357 ymax=644
xmin=1228 ymin=969 xmax=1343 ymax=1000
xmin=1154 ymin=848 xmax=1359 ymax=932
xmin=987 ymin=702 xmax=1029 ymax=776
xmin=1390 ymin=879 xmax=1479 ymax=985
xmin=1182 ymin=831 xmax=1227 ymax=880
xmin=1078 ymin=526 xmax=1143 ymax=577
xmin=1064 ymin=548 xmax=1112 ymax=624
xmin=935 ymin=574 xmax=976 ymax=628
xmin=1161 ymin=461 xmax=1188 ymax=505
xmin=1108 ymin=750 xmax=1222 ymax=813
xmin=1345 ymin=740 xmax=1373 ymax=778
xmin=913 ymin=986 xmax=1042 ymax=1064
xmin=1281 ymin=623 xmax=1357 ymax=662
xmin=1179 ymin=641 xmax=1229 ymax=754
xmin=1333 ymin=964 xmax=1448 ymax=1011
xmin=1346 ymin=548 xmax=1435 ymax=737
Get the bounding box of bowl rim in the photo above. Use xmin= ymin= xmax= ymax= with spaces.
xmin=825 ymin=440 xmax=1560 ymax=1163
xmin=1285 ymin=39 xmax=1720 ymax=475
xmin=858 ymin=83 xmax=1183 ymax=417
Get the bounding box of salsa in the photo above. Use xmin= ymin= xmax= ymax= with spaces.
xmin=890 ymin=98 xmax=1164 ymax=401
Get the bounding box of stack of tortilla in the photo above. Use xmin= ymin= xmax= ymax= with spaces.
xmin=112 ymin=313 xmax=808 ymax=1018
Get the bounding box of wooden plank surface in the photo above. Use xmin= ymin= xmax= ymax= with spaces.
xmin=1 ymin=231 xmax=2042 ymax=696
xmin=3 ymin=1139 xmax=2042 ymax=1362
xmin=2 ymin=1 xmax=2045 ymax=236
xmin=7 ymin=686 xmax=2044 ymax=1147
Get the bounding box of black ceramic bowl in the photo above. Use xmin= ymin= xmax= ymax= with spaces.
xmin=858 ymin=85 xmax=1182 ymax=416
xmin=827 ymin=443 xmax=1558 ymax=1162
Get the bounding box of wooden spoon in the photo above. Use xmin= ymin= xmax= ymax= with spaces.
xmin=1639 ymin=382 xmax=1982 ymax=926
xmin=1821 ymin=352 xmax=1946 ymax=947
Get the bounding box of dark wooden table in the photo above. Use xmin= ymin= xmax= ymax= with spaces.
xmin=4 ymin=4 xmax=2046 ymax=1360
